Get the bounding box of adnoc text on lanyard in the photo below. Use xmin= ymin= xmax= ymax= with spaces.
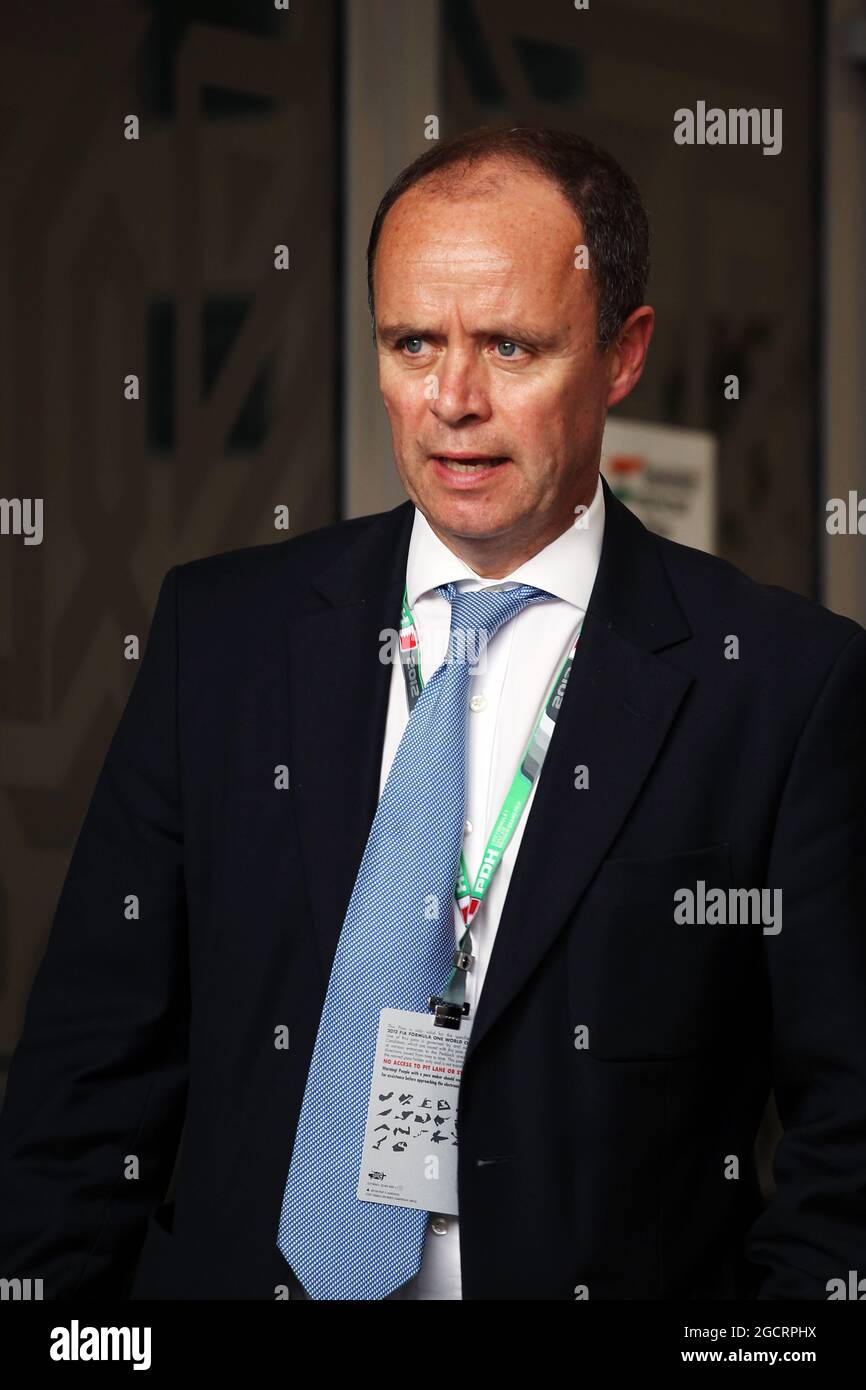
xmin=399 ymin=583 xmax=582 ymax=1029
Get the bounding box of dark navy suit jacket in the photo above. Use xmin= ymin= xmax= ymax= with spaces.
xmin=1 ymin=476 xmax=865 ymax=1299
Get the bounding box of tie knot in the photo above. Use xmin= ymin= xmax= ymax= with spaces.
xmin=436 ymin=580 xmax=555 ymax=668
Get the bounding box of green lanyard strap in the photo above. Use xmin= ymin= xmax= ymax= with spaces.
xmin=398 ymin=584 xmax=581 ymax=1022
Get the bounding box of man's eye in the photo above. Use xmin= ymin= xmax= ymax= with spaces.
xmin=396 ymin=336 xmax=525 ymax=358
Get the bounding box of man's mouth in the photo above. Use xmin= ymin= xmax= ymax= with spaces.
xmin=432 ymin=455 xmax=509 ymax=473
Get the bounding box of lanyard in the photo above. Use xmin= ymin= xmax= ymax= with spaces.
xmin=399 ymin=583 xmax=581 ymax=1026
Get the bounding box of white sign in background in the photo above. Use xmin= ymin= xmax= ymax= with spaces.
xmin=600 ymin=418 xmax=718 ymax=555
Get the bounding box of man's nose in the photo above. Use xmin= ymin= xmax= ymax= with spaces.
xmin=430 ymin=351 xmax=491 ymax=425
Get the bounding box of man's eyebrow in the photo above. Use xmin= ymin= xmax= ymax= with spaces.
xmin=376 ymin=321 xmax=564 ymax=350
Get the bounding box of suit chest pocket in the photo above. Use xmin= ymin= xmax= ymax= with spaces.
xmin=566 ymin=841 xmax=760 ymax=1061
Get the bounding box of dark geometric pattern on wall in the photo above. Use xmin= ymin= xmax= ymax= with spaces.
xmin=0 ymin=0 xmax=338 ymax=1076
xmin=442 ymin=0 xmax=819 ymax=596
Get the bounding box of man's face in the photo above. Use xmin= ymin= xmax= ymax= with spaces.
xmin=373 ymin=161 xmax=646 ymax=572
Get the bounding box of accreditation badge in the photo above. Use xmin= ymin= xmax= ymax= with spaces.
xmin=356 ymin=1008 xmax=472 ymax=1216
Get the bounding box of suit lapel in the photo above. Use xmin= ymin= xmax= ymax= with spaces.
xmin=284 ymin=501 xmax=415 ymax=981
xmin=284 ymin=480 xmax=695 ymax=1046
xmin=463 ymin=480 xmax=695 ymax=1065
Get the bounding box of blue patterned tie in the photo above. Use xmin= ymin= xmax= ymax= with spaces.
xmin=276 ymin=579 xmax=555 ymax=1299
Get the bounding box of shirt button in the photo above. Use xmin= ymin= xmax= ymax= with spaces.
xmin=469 ymin=694 xmax=487 ymax=712
xmin=464 ymin=818 xmax=473 ymax=835
xmin=430 ymin=1215 xmax=449 ymax=1235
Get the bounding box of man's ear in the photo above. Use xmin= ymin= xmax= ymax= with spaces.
xmin=606 ymin=306 xmax=655 ymax=409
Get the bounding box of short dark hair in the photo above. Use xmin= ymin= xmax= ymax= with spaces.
xmin=366 ymin=126 xmax=651 ymax=349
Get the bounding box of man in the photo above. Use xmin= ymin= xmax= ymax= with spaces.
xmin=1 ymin=127 xmax=864 ymax=1301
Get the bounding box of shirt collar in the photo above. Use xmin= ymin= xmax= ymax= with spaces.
xmin=405 ymin=470 xmax=605 ymax=615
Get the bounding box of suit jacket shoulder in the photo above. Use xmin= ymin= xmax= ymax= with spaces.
xmin=652 ymin=529 xmax=865 ymax=697
xmin=177 ymin=509 xmax=387 ymax=602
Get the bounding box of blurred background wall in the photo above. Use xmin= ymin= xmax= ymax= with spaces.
xmin=1 ymin=1 xmax=865 ymax=1167
xmin=0 ymin=0 xmax=340 ymax=1081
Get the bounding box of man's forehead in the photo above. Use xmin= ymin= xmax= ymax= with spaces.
xmin=375 ymin=211 xmax=587 ymax=323
xmin=374 ymin=161 xmax=591 ymax=328
xmin=377 ymin=187 xmax=582 ymax=284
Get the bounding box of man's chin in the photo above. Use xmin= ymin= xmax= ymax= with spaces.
xmin=423 ymin=499 xmax=518 ymax=544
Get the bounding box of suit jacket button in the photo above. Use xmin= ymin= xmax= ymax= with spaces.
xmin=430 ymin=1215 xmax=449 ymax=1235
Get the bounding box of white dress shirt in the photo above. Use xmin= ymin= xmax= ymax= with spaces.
xmin=378 ymin=472 xmax=605 ymax=1300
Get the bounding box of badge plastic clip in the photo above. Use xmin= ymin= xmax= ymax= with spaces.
xmin=427 ymin=996 xmax=470 ymax=1030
